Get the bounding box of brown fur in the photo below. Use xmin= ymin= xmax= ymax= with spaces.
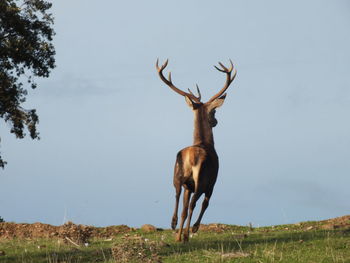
xmin=171 ymin=104 xmax=220 ymax=242
xmin=156 ymin=59 xmax=236 ymax=242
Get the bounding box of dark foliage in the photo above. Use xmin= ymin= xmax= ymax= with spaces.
xmin=0 ymin=0 xmax=55 ymax=168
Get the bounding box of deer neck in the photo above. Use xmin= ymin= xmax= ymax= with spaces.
xmin=192 ymin=109 xmax=214 ymax=147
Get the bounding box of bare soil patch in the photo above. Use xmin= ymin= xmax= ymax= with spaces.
xmin=1 ymin=215 xmax=349 ymax=242
xmin=196 ymin=223 xmax=231 ymax=233
xmin=0 ymin=221 xmax=131 ymax=243
xmin=112 ymin=235 xmax=163 ymax=262
xmin=320 ymin=215 xmax=350 ymax=230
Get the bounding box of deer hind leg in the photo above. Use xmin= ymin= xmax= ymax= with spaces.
xmin=172 ymin=152 xmax=184 ymax=230
xmin=175 ymin=188 xmax=191 ymax=242
xmin=192 ymin=191 xmax=212 ymax=233
xmin=183 ymin=192 xmax=202 ymax=242
xmin=171 ymin=182 xmax=182 ymax=230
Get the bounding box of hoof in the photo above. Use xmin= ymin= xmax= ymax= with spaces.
xmin=183 ymin=233 xmax=189 ymax=243
xmin=175 ymin=235 xmax=181 ymax=242
xmin=192 ymin=224 xmax=199 ymax=233
xmin=171 ymin=217 xmax=178 ymax=230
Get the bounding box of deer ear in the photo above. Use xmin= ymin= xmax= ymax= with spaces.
xmin=185 ymin=95 xmax=196 ymax=109
xmin=207 ymin=93 xmax=227 ymax=112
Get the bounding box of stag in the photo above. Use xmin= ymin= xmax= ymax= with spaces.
xmin=156 ymin=59 xmax=237 ymax=242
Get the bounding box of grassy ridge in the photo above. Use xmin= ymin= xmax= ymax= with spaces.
xmin=0 ymin=221 xmax=349 ymax=262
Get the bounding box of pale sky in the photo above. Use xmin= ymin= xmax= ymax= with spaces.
xmin=0 ymin=0 xmax=349 ymax=228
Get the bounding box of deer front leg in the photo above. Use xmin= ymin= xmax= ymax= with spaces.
xmin=176 ymin=188 xmax=191 ymax=242
xmin=192 ymin=192 xmax=212 ymax=233
xmin=171 ymin=183 xmax=182 ymax=230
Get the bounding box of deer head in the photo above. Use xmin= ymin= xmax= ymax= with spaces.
xmin=156 ymin=59 xmax=237 ymax=128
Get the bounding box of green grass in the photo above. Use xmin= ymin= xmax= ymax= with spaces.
xmin=0 ymin=223 xmax=349 ymax=262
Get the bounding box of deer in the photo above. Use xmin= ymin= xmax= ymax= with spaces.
xmin=156 ymin=59 xmax=237 ymax=242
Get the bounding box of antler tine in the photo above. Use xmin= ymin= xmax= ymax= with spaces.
xmin=156 ymin=58 xmax=159 ymax=69
xmin=214 ymin=64 xmax=225 ymax=73
xmin=208 ymin=59 xmax=237 ymax=103
xmin=196 ymin=84 xmax=201 ymax=101
xmin=188 ymin=88 xmax=195 ymax=96
xmin=214 ymin=60 xmax=233 ymax=73
xmin=156 ymin=58 xmax=168 ymax=71
xmin=156 ymin=59 xmax=201 ymax=103
xmin=168 ymin=71 xmax=172 ymax=82
xmin=218 ymin=62 xmax=228 ymax=71
xmin=187 ymin=84 xmax=201 ymax=102
xmin=229 ymin=59 xmax=234 ymax=71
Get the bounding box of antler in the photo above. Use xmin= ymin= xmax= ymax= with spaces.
xmin=188 ymin=84 xmax=201 ymax=102
xmin=156 ymin=59 xmax=201 ymax=103
xmin=207 ymin=59 xmax=237 ymax=103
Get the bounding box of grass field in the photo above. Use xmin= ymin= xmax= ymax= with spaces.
xmin=0 ymin=218 xmax=349 ymax=262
